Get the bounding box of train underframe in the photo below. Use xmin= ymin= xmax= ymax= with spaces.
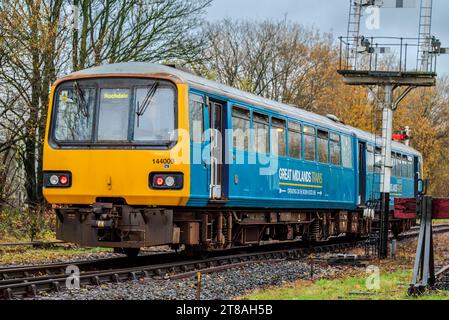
xmin=54 ymin=203 xmax=414 ymax=254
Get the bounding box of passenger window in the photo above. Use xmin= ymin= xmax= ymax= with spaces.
xmin=189 ymin=94 xmax=204 ymax=143
xmin=303 ymin=126 xmax=316 ymax=161
xmin=408 ymin=156 xmax=414 ymax=178
xmin=330 ymin=133 xmax=341 ymax=166
xmin=317 ymin=130 xmax=329 ymax=163
xmin=271 ymin=118 xmax=287 ymax=157
xmin=232 ymin=107 xmax=251 ymax=151
xmin=253 ymin=113 xmax=269 ymax=154
xmin=342 ymin=135 xmax=353 ymax=169
xmin=402 ymin=155 xmax=408 ymax=177
xmin=393 ymin=153 xmax=401 ymax=177
xmin=288 ymin=122 xmax=302 ymax=160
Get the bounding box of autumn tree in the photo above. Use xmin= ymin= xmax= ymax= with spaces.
xmin=201 ymin=18 xmax=449 ymax=196
xmin=0 ymin=0 xmax=211 ymax=211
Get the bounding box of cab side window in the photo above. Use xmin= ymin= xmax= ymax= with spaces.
xmin=189 ymin=94 xmax=204 ymax=143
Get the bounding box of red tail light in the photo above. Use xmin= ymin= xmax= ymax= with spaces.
xmin=149 ymin=173 xmax=183 ymax=190
xmin=43 ymin=172 xmax=72 ymax=188
xmin=155 ymin=176 xmax=165 ymax=186
xmin=59 ymin=175 xmax=69 ymax=185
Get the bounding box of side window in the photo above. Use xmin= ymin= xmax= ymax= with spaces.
xmin=253 ymin=113 xmax=269 ymax=154
xmin=342 ymin=135 xmax=353 ymax=169
xmin=401 ymin=155 xmax=407 ymax=177
xmin=393 ymin=153 xmax=401 ymax=177
xmin=288 ymin=121 xmax=302 ymax=159
xmin=317 ymin=130 xmax=329 ymax=164
xmin=367 ymin=145 xmax=374 ymax=172
xmin=271 ymin=117 xmax=287 ymax=157
xmin=408 ymin=156 xmax=414 ymax=178
xmin=232 ymin=107 xmax=251 ymax=151
xmin=303 ymin=126 xmax=316 ymax=161
xmin=189 ymin=94 xmax=204 ymax=143
xmin=330 ymin=133 xmax=341 ymax=166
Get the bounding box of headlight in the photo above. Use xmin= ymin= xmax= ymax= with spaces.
xmin=44 ymin=172 xmax=72 ymax=188
xmin=149 ymin=173 xmax=183 ymax=190
xmin=49 ymin=175 xmax=59 ymax=185
xmin=165 ymin=176 xmax=175 ymax=187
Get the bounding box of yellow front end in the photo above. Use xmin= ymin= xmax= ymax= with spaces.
xmin=43 ymin=80 xmax=191 ymax=207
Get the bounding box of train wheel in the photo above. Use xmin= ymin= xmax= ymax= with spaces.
xmin=123 ymin=248 xmax=140 ymax=259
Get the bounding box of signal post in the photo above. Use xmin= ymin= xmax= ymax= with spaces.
xmin=338 ymin=0 xmax=445 ymax=258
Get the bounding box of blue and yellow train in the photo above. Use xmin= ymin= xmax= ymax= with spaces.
xmin=43 ymin=63 xmax=421 ymax=255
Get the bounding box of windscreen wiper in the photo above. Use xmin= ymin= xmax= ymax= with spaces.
xmin=136 ymin=81 xmax=159 ymax=127
xmin=73 ymin=81 xmax=89 ymax=118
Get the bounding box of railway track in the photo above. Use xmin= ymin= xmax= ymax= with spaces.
xmin=436 ymin=264 xmax=449 ymax=291
xmin=2 ymin=224 xmax=449 ymax=300
xmin=0 ymin=239 xmax=363 ymax=299
xmin=398 ymin=223 xmax=449 ymax=240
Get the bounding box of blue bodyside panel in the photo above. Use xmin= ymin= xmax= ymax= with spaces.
xmin=187 ymin=87 xmax=358 ymax=210
xmin=186 ymin=87 xmax=418 ymax=210
xmin=227 ymin=152 xmax=356 ymax=209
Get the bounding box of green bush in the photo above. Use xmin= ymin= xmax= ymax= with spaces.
xmin=0 ymin=207 xmax=56 ymax=241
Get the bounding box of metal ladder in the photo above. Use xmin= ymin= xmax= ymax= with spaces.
xmin=346 ymin=0 xmax=365 ymax=69
xmin=417 ymin=0 xmax=433 ymax=72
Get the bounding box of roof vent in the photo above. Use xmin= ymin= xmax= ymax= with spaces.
xmin=163 ymin=64 xmax=195 ymax=75
xmin=326 ymin=114 xmax=345 ymax=124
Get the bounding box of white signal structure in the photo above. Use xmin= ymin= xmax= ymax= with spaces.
xmin=339 ymin=0 xmax=447 ymax=260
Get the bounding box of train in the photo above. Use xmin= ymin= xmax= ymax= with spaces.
xmin=43 ymin=62 xmax=421 ymax=256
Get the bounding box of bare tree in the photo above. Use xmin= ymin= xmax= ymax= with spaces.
xmin=0 ymin=0 xmax=211 ymax=210
xmin=73 ymin=0 xmax=212 ymax=70
xmin=199 ymin=19 xmax=336 ymax=112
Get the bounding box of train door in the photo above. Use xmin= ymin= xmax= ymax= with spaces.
xmin=413 ymin=156 xmax=420 ymax=195
xmin=209 ymin=99 xmax=224 ymax=200
xmin=413 ymin=156 xmax=420 ymax=178
xmin=358 ymin=142 xmax=367 ymax=206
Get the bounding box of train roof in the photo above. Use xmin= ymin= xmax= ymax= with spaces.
xmin=67 ymin=62 xmax=421 ymax=157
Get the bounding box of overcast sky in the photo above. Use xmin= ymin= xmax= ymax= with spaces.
xmin=207 ymin=0 xmax=449 ymax=76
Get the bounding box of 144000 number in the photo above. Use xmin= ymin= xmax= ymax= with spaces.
xmin=153 ymin=158 xmax=175 ymax=165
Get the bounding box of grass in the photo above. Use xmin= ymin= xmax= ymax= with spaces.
xmin=434 ymin=219 xmax=449 ymax=224
xmin=0 ymin=246 xmax=112 ymax=265
xmin=245 ymin=270 xmax=449 ymax=300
